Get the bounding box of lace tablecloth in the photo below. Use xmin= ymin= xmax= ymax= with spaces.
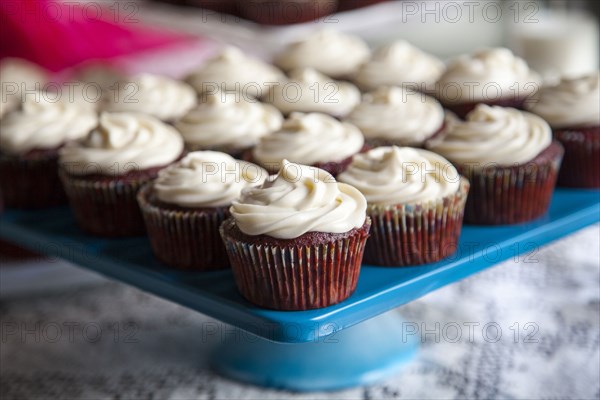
xmin=1 ymin=224 xmax=598 ymax=400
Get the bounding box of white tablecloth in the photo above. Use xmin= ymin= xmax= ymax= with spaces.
xmin=1 ymin=224 xmax=598 ymax=399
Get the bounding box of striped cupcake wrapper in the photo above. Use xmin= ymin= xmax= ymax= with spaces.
xmin=364 ymin=177 xmax=470 ymax=267
xmin=553 ymin=126 xmax=600 ymax=188
xmin=137 ymin=184 xmax=230 ymax=271
xmin=59 ymin=169 xmax=151 ymax=237
xmin=458 ymin=141 xmax=564 ymax=225
xmin=220 ymin=218 xmax=371 ymax=311
xmin=0 ymin=153 xmax=66 ymax=209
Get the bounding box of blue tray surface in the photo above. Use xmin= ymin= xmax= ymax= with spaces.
xmin=1 ymin=189 xmax=598 ymax=342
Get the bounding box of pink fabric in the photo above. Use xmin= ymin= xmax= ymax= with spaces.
xmin=0 ymin=0 xmax=192 ymax=72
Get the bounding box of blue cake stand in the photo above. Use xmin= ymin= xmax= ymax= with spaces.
xmin=0 ymin=188 xmax=598 ymax=391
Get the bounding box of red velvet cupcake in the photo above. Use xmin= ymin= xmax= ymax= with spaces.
xmin=526 ymin=72 xmax=600 ymax=188
xmin=428 ymin=105 xmax=563 ymax=225
xmin=435 ymin=48 xmax=541 ymax=119
xmin=137 ymin=151 xmax=267 ymax=270
xmin=338 ymin=146 xmax=469 ymax=266
xmin=221 ymin=160 xmax=370 ymax=310
xmin=0 ymin=95 xmax=97 ymax=208
xmin=250 ymin=112 xmax=365 ymax=177
xmin=59 ymin=112 xmax=184 ymax=236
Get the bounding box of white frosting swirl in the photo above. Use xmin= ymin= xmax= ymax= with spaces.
xmin=1 ymin=58 xmax=49 ymax=119
xmin=352 ymin=41 xmax=445 ymax=91
xmin=428 ymin=105 xmax=552 ymax=166
xmin=0 ymin=96 xmax=98 ymax=155
xmin=526 ymin=72 xmax=600 ymax=129
xmin=154 ymin=151 xmax=267 ymax=208
xmin=345 ymin=86 xmax=444 ymax=145
xmin=436 ymin=48 xmax=541 ymax=104
xmin=338 ymin=146 xmax=460 ymax=205
xmin=275 ymin=29 xmax=370 ymax=78
xmin=175 ymin=91 xmax=283 ymax=151
xmin=103 ymin=74 xmax=196 ymax=121
xmin=231 ymin=160 xmax=367 ymax=239
xmin=59 ymin=112 xmax=183 ymax=176
xmin=252 ymin=112 xmax=364 ymax=169
xmin=266 ymin=68 xmax=361 ymax=117
xmin=186 ymin=47 xmax=285 ymax=98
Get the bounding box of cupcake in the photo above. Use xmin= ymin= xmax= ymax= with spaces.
xmin=345 ymin=86 xmax=444 ymax=147
xmin=137 ymin=151 xmax=267 ymax=270
xmin=264 ymin=68 xmax=360 ymax=118
xmin=0 ymin=58 xmax=49 ymax=119
xmin=351 ymin=40 xmax=445 ymax=92
xmin=185 ymin=46 xmax=285 ymax=99
xmin=221 ymin=160 xmax=370 ymax=310
xmin=251 ymin=112 xmax=365 ymax=176
xmin=427 ymin=105 xmax=563 ymax=225
xmin=338 ymin=146 xmax=468 ymax=266
xmin=0 ymin=95 xmax=97 ymax=208
xmin=175 ymin=90 xmax=283 ymax=158
xmin=274 ymin=29 xmax=369 ymax=79
xmin=102 ymin=73 xmax=196 ymax=122
xmin=435 ymin=48 xmax=541 ymax=119
xmin=526 ymin=73 xmax=600 ymax=188
xmin=59 ymin=112 xmax=184 ymax=236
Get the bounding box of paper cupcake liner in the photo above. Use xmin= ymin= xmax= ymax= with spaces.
xmin=137 ymin=184 xmax=230 ymax=271
xmin=220 ymin=218 xmax=371 ymax=310
xmin=0 ymin=151 xmax=66 ymax=209
xmin=59 ymin=169 xmax=154 ymax=237
xmin=552 ymin=125 xmax=600 ymax=188
xmin=456 ymin=141 xmax=564 ymax=225
xmin=364 ymin=177 xmax=469 ymax=266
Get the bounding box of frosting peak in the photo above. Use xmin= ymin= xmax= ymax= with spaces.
xmin=0 ymin=96 xmax=98 ymax=154
xmin=186 ymin=46 xmax=285 ymax=98
xmin=59 ymin=112 xmax=183 ymax=176
xmin=338 ymin=146 xmax=460 ymax=205
xmin=175 ymin=91 xmax=283 ymax=151
xmin=275 ymin=29 xmax=370 ymax=78
xmin=154 ymin=151 xmax=267 ymax=208
xmin=436 ymin=48 xmax=540 ymax=103
xmin=346 ymin=86 xmax=444 ymax=145
xmin=231 ymin=160 xmax=367 ymax=238
xmin=352 ymin=40 xmax=445 ymax=91
xmin=102 ymin=74 xmax=196 ymax=121
xmin=428 ymin=105 xmax=552 ymax=166
xmin=265 ymin=68 xmax=360 ymax=117
xmin=252 ymin=112 xmax=364 ymax=169
xmin=526 ymin=72 xmax=600 ymax=128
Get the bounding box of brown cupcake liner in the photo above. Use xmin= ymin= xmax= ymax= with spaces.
xmin=364 ymin=177 xmax=469 ymax=266
xmin=137 ymin=184 xmax=231 ymax=271
xmin=0 ymin=150 xmax=66 ymax=209
xmin=59 ymin=169 xmax=153 ymax=237
xmin=552 ymin=125 xmax=600 ymax=188
xmin=220 ymin=218 xmax=371 ymax=310
xmin=456 ymin=141 xmax=564 ymax=225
